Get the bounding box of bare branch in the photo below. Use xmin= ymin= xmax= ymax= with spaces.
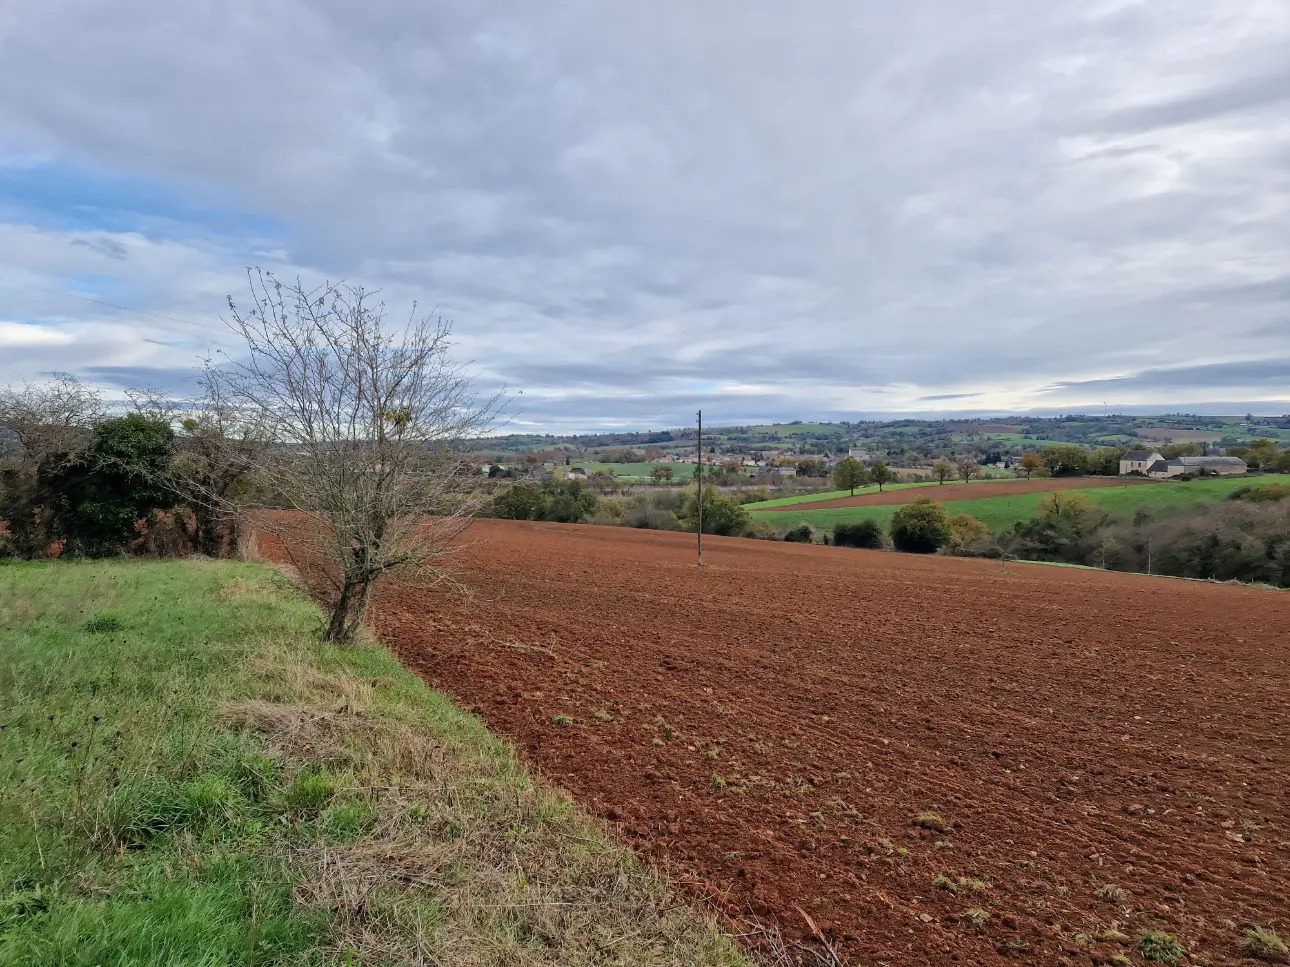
xmin=208 ymin=270 xmax=505 ymax=642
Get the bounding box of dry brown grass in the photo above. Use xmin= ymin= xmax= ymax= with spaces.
xmin=218 ymin=582 xmax=758 ymax=967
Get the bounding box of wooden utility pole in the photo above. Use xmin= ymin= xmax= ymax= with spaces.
xmin=696 ymin=409 xmax=703 ymax=566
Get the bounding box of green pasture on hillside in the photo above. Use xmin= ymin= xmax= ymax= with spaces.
xmin=753 ymin=475 xmax=1290 ymax=534
xmin=577 ymin=461 xmax=697 ymax=480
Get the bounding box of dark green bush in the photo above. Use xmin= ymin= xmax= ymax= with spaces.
xmin=833 ymin=520 xmax=884 ymax=549
xmin=889 ymin=498 xmax=951 ymax=553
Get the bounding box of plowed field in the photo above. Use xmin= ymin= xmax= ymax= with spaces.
xmin=261 ymin=518 xmax=1290 ymax=966
xmin=758 ymin=476 xmax=1157 ymax=511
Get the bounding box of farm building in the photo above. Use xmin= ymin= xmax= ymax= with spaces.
xmin=1146 ymin=455 xmax=1248 ymax=478
xmin=1119 ymin=450 xmax=1164 ymax=474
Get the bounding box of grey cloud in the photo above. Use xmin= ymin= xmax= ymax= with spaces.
xmin=79 ymin=365 xmax=202 ymax=396
xmin=70 ymin=236 xmax=129 ymax=259
xmin=1 ymin=2 xmax=1289 ymax=428
xmin=1046 ymin=359 xmax=1290 ymax=395
xmin=1086 ymin=65 xmax=1290 ymax=135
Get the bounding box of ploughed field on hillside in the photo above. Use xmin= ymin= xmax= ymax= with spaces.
xmin=259 ymin=517 xmax=1290 ymax=967
xmin=752 ymin=475 xmax=1159 ymax=511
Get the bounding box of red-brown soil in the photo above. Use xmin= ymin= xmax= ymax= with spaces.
xmin=765 ymin=476 xmax=1158 ymax=511
xmin=261 ymin=518 xmax=1290 ymax=966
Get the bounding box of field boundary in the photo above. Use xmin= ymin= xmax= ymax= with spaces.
xmin=0 ymin=559 xmax=758 ymax=967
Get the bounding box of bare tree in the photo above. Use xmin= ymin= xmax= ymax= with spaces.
xmin=134 ymin=378 xmax=273 ymax=557
xmin=207 ymin=270 xmax=503 ymax=643
xmin=956 ymin=458 xmax=982 ymax=484
xmin=0 ymin=373 xmax=103 ymax=557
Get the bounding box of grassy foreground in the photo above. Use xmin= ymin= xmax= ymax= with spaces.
xmin=753 ymin=475 xmax=1288 ymax=533
xmin=0 ymin=559 xmax=751 ymax=966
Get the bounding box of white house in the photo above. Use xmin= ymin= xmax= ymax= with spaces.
xmin=1119 ymin=450 xmax=1164 ymax=474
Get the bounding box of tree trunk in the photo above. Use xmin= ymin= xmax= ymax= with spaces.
xmin=325 ymin=576 xmax=374 ymax=644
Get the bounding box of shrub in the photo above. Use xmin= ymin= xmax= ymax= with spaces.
xmin=890 ymin=499 xmax=951 ymax=553
xmin=43 ymin=413 xmax=176 ymax=558
xmin=1234 ymin=482 xmax=1290 ymax=503
xmin=782 ymin=523 xmax=815 ymax=543
xmin=944 ymin=513 xmax=989 ymax=553
xmin=1242 ymin=928 xmax=1289 ymax=963
xmin=679 ymin=486 xmax=750 ymax=536
xmin=1137 ymin=930 xmax=1185 ymax=965
xmin=490 ymin=483 xmax=546 ymax=520
xmin=833 ymin=520 xmax=884 ymax=549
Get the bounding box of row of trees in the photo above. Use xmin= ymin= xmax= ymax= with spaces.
xmin=490 ymin=478 xmax=755 ymax=537
xmin=999 ymin=487 xmax=1290 ymax=586
xmin=831 ymin=457 xmax=893 ymax=494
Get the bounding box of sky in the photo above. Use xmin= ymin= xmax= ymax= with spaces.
xmin=2 ymin=1 xmax=1289 ymax=433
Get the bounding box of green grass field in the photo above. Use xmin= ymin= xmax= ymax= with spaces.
xmin=746 ymin=480 xmax=939 ymax=508
xmin=0 ymin=559 xmax=747 ymax=966
xmin=579 ymin=461 xmax=697 ymax=480
xmin=753 ymin=475 xmax=1289 ymax=534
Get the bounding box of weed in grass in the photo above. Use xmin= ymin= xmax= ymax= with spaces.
xmin=1243 ymin=928 xmax=1289 ymax=963
xmin=552 ymin=714 xmax=573 ymax=727
xmin=81 ymin=612 xmax=122 ymax=634
xmin=960 ymin=877 xmax=989 ymax=894
xmin=933 ymin=874 xmax=958 ymax=892
xmin=913 ymin=811 xmax=952 ymax=833
xmin=1097 ymin=928 xmax=1130 ymax=943
xmin=1138 ymin=930 xmax=1186 ymax=964
xmin=321 ymin=801 xmax=377 ymax=841
xmin=1096 ymin=883 xmax=1130 ymax=904
xmin=711 ymin=774 xmax=727 ymax=789
xmin=285 ymin=768 xmax=337 ymax=813
xmin=593 ymin=709 xmax=614 ymax=723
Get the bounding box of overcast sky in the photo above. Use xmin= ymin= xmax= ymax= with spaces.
xmin=2 ymin=1 xmax=1288 ymax=432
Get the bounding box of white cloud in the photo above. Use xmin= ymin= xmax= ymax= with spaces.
xmin=0 ymin=322 xmax=74 ymax=348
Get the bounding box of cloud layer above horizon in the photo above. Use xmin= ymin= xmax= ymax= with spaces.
xmin=2 ymin=1 xmax=1289 ymax=431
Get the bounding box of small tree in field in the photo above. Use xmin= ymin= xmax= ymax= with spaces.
xmin=650 ymin=465 xmax=674 ymax=483
xmin=1018 ymin=452 xmax=1044 ymax=479
xmin=870 ymin=460 xmax=893 ymax=492
xmin=956 ymin=458 xmax=982 ymax=484
xmin=932 ymin=457 xmax=954 ymax=484
xmin=832 ymin=456 xmax=868 ymax=496
xmin=890 ymin=497 xmax=951 ymax=553
xmin=209 ymin=271 xmax=503 ymax=643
